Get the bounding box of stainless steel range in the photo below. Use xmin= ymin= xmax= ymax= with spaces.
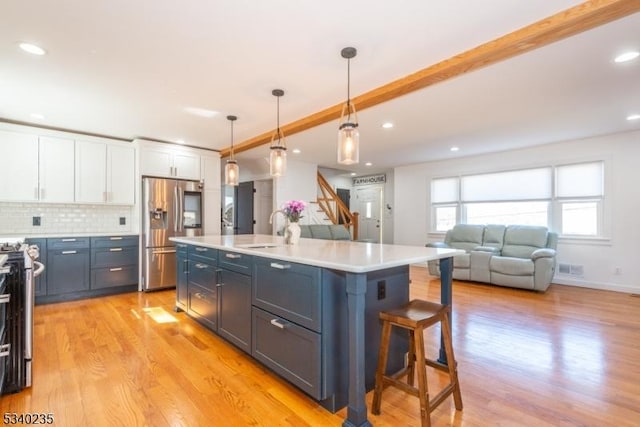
xmin=0 ymin=238 xmax=44 ymax=395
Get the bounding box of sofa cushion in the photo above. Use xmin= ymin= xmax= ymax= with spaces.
xmin=329 ymin=224 xmax=352 ymax=240
xmin=490 ymin=256 xmax=534 ymax=275
xmin=300 ymin=225 xmax=313 ymax=238
xmin=445 ymin=224 xmax=484 ymax=252
xmin=501 ymin=225 xmax=548 ymax=258
xmin=308 ymin=224 xmax=333 ymax=240
xmin=482 ymin=224 xmax=506 ymax=250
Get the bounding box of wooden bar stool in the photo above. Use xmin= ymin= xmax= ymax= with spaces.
xmin=372 ymin=299 xmax=462 ymax=427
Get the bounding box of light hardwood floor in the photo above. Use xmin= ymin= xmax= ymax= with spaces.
xmin=2 ymin=266 xmax=640 ymax=426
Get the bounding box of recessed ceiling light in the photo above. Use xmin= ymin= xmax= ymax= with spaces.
xmin=30 ymin=113 xmax=44 ymax=120
xmin=350 ymin=172 xmax=357 ymax=176
xmin=382 ymin=122 xmax=394 ymax=129
xmin=176 ymin=139 xmax=185 ymax=145
xmin=365 ymin=162 xmax=372 ymax=166
xmin=614 ymin=51 xmax=639 ymax=63
xmin=183 ymin=107 xmax=218 ymax=118
xmin=19 ymin=42 xmax=46 ymax=55
xmin=292 ymin=148 xmax=301 ymax=154
xmin=627 ymin=114 xmax=640 ymax=121
xmin=450 ymin=146 xmax=460 ymax=152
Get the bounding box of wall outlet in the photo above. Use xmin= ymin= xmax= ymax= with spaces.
xmin=377 ymin=280 xmax=386 ymax=300
xmin=32 ymin=216 xmax=41 ymax=226
xmin=119 ymin=217 xmax=126 ymax=225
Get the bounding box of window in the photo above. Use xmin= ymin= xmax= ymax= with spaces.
xmin=430 ymin=161 xmax=604 ymax=237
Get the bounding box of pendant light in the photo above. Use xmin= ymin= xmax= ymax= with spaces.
xmin=225 ymin=115 xmax=239 ymax=186
xmin=269 ymin=89 xmax=287 ymax=177
xmin=337 ymin=47 xmax=359 ymax=165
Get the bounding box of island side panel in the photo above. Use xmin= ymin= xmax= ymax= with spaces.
xmin=321 ymin=265 xmax=410 ymax=413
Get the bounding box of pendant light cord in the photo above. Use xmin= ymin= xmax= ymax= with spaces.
xmin=347 ymin=57 xmax=351 ymax=122
xmin=277 ymin=95 xmax=281 ymax=143
xmin=229 ymin=120 xmax=234 ymax=159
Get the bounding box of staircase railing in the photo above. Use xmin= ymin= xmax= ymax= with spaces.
xmin=316 ymin=171 xmax=359 ymax=240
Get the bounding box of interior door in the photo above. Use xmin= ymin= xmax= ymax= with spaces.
xmin=355 ymin=186 xmax=383 ymax=242
xmin=235 ymin=181 xmax=254 ymax=235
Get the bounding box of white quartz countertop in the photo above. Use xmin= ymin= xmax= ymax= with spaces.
xmin=14 ymin=232 xmax=139 ymax=239
xmin=170 ymin=234 xmax=464 ymax=274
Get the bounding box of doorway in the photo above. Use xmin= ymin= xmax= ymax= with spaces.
xmin=354 ymin=186 xmax=383 ymax=242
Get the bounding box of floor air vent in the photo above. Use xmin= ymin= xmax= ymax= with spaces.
xmin=558 ymin=263 xmax=584 ymax=277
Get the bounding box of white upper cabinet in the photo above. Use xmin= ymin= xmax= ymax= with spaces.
xmin=0 ymin=131 xmax=74 ymax=203
xmin=39 ymin=136 xmax=75 ymax=203
xmin=0 ymin=130 xmax=39 ymax=202
xmin=201 ymin=153 xmax=221 ymax=190
xmin=107 ymin=144 xmax=135 ymax=204
xmin=75 ymin=140 xmax=107 ymax=203
xmin=76 ymin=140 xmax=135 ymax=204
xmin=139 ymin=142 xmax=200 ymax=180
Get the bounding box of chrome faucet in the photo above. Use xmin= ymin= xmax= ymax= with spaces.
xmin=269 ymin=209 xmax=289 ymax=238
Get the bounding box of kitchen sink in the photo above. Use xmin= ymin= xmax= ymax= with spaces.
xmin=236 ymin=243 xmax=281 ymax=249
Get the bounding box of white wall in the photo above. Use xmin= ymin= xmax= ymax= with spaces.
xmin=394 ymin=129 xmax=640 ymax=293
xmin=272 ymin=159 xmax=318 ymax=231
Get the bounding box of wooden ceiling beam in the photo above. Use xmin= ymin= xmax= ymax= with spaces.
xmin=221 ymin=0 xmax=640 ymax=157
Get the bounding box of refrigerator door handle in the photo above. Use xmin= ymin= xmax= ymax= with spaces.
xmin=173 ymin=186 xmax=179 ymax=233
xmin=152 ymin=249 xmax=177 ymax=255
xmin=178 ymin=187 xmax=184 ymax=232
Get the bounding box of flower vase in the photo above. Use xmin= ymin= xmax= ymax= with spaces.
xmin=286 ymin=221 xmax=301 ymax=245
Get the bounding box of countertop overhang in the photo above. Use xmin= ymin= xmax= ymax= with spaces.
xmin=170 ymin=234 xmax=464 ymax=274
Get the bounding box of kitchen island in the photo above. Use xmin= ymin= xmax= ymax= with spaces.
xmin=170 ymin=234 xmax=463 ymax=427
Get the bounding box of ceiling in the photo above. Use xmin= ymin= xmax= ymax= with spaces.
xmin=1 ymin=1 xmax=639 ymax=176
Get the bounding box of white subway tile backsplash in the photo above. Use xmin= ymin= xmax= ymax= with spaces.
xmin=0 ymin=202 xmax=134 ymax=235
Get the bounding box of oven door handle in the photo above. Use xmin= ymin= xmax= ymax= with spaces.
xmin=33 ymin=261 xmax=45 ymax=278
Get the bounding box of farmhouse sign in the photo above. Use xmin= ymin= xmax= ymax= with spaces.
xmin=352 ymin=174 xmax=386 ymax=186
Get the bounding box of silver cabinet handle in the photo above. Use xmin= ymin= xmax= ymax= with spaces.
xmin=270 ymin=319 xmax=288 ymax=329
xmin=194 ymin=263 xmax=208 ymax=269
xmin=194 ymin=292 xmax=208 ymax=302
xmin=195 ymin=247 xmax=208 ymax=252
xmin=225 ymin=253 xmax=241 ymax=259
xmin=110 ymin=237 xmax=123 ymax=241
xmin=62 ymin=250 xmax=77 ymax=255
xmin=62 ymin=238 xmax=77 ymax=242
xmin=0 ymin=343 xmax=10 ymax=357
xmin=270 ymin=262 xmax=290 ymax=270
xmin=109 ymin=248 xmax=123 ymax=252
xmin=0 ymin=294 xmax=10 ymax=304
xmin=109 ymin=267 xmax=123 ymax=272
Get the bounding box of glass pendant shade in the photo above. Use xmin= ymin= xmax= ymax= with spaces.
xmin=225 ymin=160 xmax=239 ymax=186
xmin=269 ymin=89 xmax=287 ymax=177
xmin=270 ymin=146 xmax=287 ymax=177
xmin=338 ymin=122 xmax=359 ymax=165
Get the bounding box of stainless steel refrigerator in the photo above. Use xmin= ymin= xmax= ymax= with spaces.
xmin=142 ymin=177 xmax=203 ymax=291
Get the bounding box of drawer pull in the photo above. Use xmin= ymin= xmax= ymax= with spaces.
xmin=270 ymin=262 xmax=291 ymax=270
xmin=194 ymin=292 xmax=209 ymax=302
xmin=0 ymin=343 xmax=10 ymax=357
xmin=270 ymin=319 xmax=288 ymax=329
xmin=109 ymin=267 xmax=123 ymax=272
xmin=225 ymin=253 xmax=241 ymax=259
xmin=61 ymin=238 xmax=77 ymax=242
xmin=194 ymin=263 xmax=208 ymax=269
xmin=177 ymin=244 xmax=187 ymax=248
xmin=110 ymin=237 xmax=123 ymax=241
xmin=0 ymin=294 xmax=10 ymax=304
xmin=62 ymin=250 xmax=77 ymax=255
xmin=109 ymin=248 xmax=123 ymax=252
xmin=195 ymin=247 xmax=208 ymax=252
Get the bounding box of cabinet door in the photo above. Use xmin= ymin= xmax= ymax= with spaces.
xmin=201 ymin=154 xmax=221 ymax=190
xmin=40 ymin=136 xmax=75 ymax=203
xmin=218 ymin=269 xmax=251 ymax=354
xmin=176 ymin=249 xmax=189 ymax=311
xmin=140 ymin=146 xmax=172 ymax=177
xmin=75 ymin=140 xmax=107 ymax=203
xmin=0 ymin=130 xmax=39 ymax=201
xmin=173 ymin=152 xmax=200 ymax=180
xmin=107 ymin=144 xmax=135 ymax=204
xmin=47 ymin=249 xmax=91 ymax=295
